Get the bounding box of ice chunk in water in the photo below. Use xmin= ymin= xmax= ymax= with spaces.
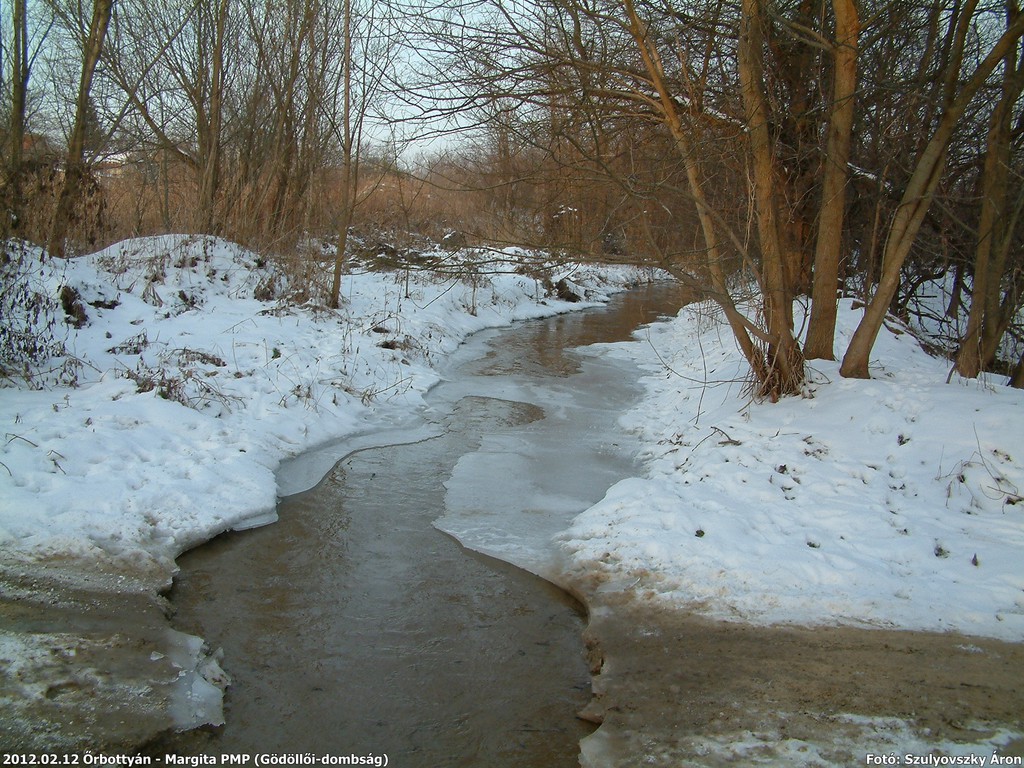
xmin=164 ymin=629 xmax=230 ymax=729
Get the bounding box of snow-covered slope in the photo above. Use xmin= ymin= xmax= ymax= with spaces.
xmin=560 ymin=298 xmax=1024 ymax=641
xmin=1 ymin=235 xmax=648 ymax=577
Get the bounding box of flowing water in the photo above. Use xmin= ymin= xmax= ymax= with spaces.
xmin=146 ymin=284 xmax=692 ymax=765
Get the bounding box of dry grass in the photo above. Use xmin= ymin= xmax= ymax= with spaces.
xmin=8 ymin=140 xmax=710 ymax=286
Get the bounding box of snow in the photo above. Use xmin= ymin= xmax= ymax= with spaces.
xmin=0 ymin=234 xmax=651 ymax=740
xmin=558 ymin=297 xmax=1024 ymax=642
xmin=1 ymin=234 xmax=646 ymax=574
xmin=639 ymin=716 xmax=1022 ymax=767
xmin=2 ymin=233 xmax=1023 ymax=746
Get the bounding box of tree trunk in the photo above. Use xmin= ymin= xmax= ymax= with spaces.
xmin=839 ymin=9 xmax=1024 ymax=378
xmin=977 ymin=188 xmax=1024 ymax=367
xmin=621 ymin=0 xmax=771 ymax=388
xmin=954 ymin=7 xmax=1023 ymax=378
xmin=945 ymin=262 xmax=964 ymax=319
xmin=330 ymin=0 xmax=355 ymax=309
xmin=47 ymin=0 xmax=114 ymax=259
xmin=805 ymin=0 xmax=858 ymax=360
xmin=267 ymin=0 xmax=318 ymax=242
xmin=5 ymin=0 xmax=29 ymax=238
xmin=739 ymin=0 xmax=805 ymax=397
xmin=197 ymin=0 xmax=228 ymax=236
xmin=330 ymin=190 xmax=353 ymax=307
xmin=771 ymin=0 xmax=823 ymax=298
xmin=1010 ymin=352 xmax=1024 ymax=389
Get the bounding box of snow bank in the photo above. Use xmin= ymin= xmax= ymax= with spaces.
xmin=0 ymin=235 xmax=650 ymax=577
xmin=560 ymin=298 xmax=1024 ymax=641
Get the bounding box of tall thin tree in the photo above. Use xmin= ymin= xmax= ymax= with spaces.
xmin=5 ymin=0 xmax=30 ymax=238
xmin=47 ymin=0 xmax=114 ymax=259
xmin=804 ymin=0 xmax=858 ymax=360
xmin=330 ymin=0 xmax=355 ymax=309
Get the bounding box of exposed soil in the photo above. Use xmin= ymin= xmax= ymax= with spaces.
xmin=574 ymin=587 xmax=1024 ymax=766
xmin=6 ymin=565 xmax=1023 ymax=765
xmin=0 ymin=558 xmax=187 ymax=752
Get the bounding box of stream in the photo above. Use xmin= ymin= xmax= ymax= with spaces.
xmin=146 ymin=283 xmax=692 ymax=765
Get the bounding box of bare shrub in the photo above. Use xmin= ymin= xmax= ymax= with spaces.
xmin=0 ymin=242 xmax=81 ymax=388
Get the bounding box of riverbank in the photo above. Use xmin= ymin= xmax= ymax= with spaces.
xmin=1 ymin=235 xmax=654 ymax=750
xmin=2 ymin=234 xmax=1022 ymax=762
xmin=559 ymin=296 xmax=1024 ymax=641
xmin=572 ymin=588 xmax=1024 ymax=768
xmin=555 ymin=296 xmax=1024 ymax=766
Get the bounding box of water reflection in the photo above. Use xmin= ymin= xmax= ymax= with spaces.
xmin=147 ymin=283 xmax=691 ymax=765
xmin=477 ymin=282 xmax=690 ymax=378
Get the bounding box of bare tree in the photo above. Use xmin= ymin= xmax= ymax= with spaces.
xmin=954 ymin=2 xmax=1024 ymax=378
xmin=804 ymin=0 xmax=858 ymax=360
xmin=101 ymin=0 xmax=234 ymax=236
xmin=196 ymin=0 xmax=228 ymax=235
xmin=3 ymin=0 xmax=30 ymax=238
xmin=328 ymin=0 xmax=402 ymax=308
xmin=738 ymin=0 xmax=805 ymax=394
xmin=330 ymin=0 xmax=356 ymax=309
xmin=46 ymin=0 xmax=113 ymax=259
xmin=840 ymin=2 xmax=1024 ymax=378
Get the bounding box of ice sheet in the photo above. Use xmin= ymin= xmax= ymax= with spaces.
xmin=434 ymin=343 xmax=644 ymax=582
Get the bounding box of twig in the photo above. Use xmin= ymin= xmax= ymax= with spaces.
xmin=6 ymin=433 xmax=39 ymax=448
xmin=711 ymin=426 xmax=742 ymax=446
xmin=644 ymin=330 xmax=715 ymax=385
xmin=47 ymin=450 xmax=66 ymax=475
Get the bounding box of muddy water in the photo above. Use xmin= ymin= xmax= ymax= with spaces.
xmin=147 ymin=285 xmax=692 ymax=764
